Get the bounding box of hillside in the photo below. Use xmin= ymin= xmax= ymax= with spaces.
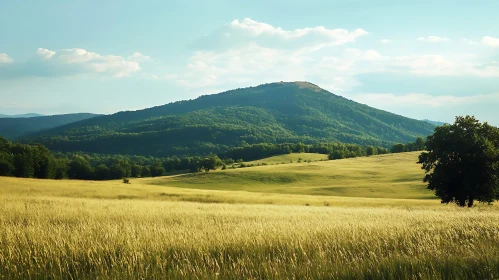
xmin=23 ymin=82 xmax=435 ymax=157
xmin=0 ymin=113 xmax=100 ymax=140
xmin=147 ymin=152 xmax=433 ymax=199
xmin=245 ymin=153 xmax=329 ymax=165
xmin=0 ymin=152 xmax=433 ymax=203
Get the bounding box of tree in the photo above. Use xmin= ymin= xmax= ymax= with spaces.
xmin=94 ymin=164 xmax=111 ymax=180
xmin=366 ymin=146 xmax=378 ymax=156
xmin=131 ymin=163 xmax=142 ymax=178
xmin=414 ymin=136 xmax=425 ymax=151
xmin=329 ymin=149 xmax=346 ymax=160
xmin=150 ymin=161 xmax=165 ymax=177
xmin=391 ymin=143 xmax=407 ymax=153
xmin=9 ymin=144 xmax=38 ymax=178
xmin=68 ymin=155 xmax=94 ymax=180
xmin=32 ymin=144 xmax=55 ymax=179
xmin=418 ymin=116 xmax=499 ymax=207
xmin=141 ymin=166 xmax=151 ymax=177
xmin=0 ymin=158 xmax=14 ymax=176
xmin=202 ymin=156 xmax=223 ymax=172
xmin=110 ymin=159 xmax=131 ymax=179
xmin=53 ymin=158 xmax=68 ymax=179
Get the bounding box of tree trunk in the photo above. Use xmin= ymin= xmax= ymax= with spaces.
xmin=458 ymin=198 xmax=466 ymax=207
xmin=468 ymin=198 xmax=474 ymax=208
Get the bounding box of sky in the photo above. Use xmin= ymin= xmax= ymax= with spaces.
xmin=1 ymin=0 xmax=498 ymax=125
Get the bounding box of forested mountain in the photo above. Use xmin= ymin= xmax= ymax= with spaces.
xmin=0 ymin=113 xmax=44 ymax=118
xmin=23 ymin=82 xmax=435 ymax=157
xmin=0 ymin=113 xmax=100 ymax=140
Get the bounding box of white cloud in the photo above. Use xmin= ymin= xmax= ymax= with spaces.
xmin=483 ymin=36 xmax=499 ymax=47
xmin=166 ymin=44 xmax=499 ymax=94
xmin=390 ymin=55 xmax=456 ymax=75
xmin=161 ymin=20 xmax=499 ymax=95
xmin=170 ymin=43 xmax=313 ymax=90
xmin=230 ymin=18 xmax=368 ymax=42
xmin=380 ymin=39 xmax=391 ymax=44
xmin=128 ymin=52 xmax=150 ymax=62
xmin=193 ymin=18 xmax=368 ymax=52
xmin=417 ymin=36 xmax=450 ymax=42
xmin=1 ymin=48 xmax=142 ymax=78
xmin=37 ymin=48 xmax=56 ymax=59
xmin=0 ymin=53 xmax=13 ymax=63
xmin=55 ymin=48 xmax=140 ymax=77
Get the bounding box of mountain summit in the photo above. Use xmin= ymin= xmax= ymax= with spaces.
xmin=23 ymin=82 xmax=435 ymax=157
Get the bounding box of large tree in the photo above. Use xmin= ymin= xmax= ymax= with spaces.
xmin=418 ymin=116 xmax=499 ymax=207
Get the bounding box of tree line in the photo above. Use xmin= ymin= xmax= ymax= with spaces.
xmin=0 ymin=136 xmax=425 ymax=181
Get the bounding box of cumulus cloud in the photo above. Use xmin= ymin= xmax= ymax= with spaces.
xmin=418 ymin=36 xmax=450 ymax=42
xmin=229 ymin=18 xmax=368 ymax=41
xmin=128 ymin=52 xmax=150 ymax=62
xmin=159 ymin=19 xmax=499 ymax=97
xmin=0 ymin=48 xmax=143 ymax=79
xmin=192 ymin=18 xmax=368 ymax=51
xmin=166 ymin=43 xmax=499 ymax=94
xmin=483 ymin=36 xmax=499 ymax=47
xmin=174 ymin=43 xmax=311 ymax=89
xmin=37 ymin=48 xmax=56 ymax=59
xmin=0 ymin=53 xmax=13 ymax=63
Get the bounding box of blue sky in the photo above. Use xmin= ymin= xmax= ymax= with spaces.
xmin=1 ymin=0 xmax=498 ymax=125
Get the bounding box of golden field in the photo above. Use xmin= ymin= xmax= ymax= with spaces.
xmin=1 ymin=152 xmax=499 ymax=279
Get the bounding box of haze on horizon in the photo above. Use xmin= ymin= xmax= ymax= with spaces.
xmin=1 ymin=0 xmax=498 ymax=125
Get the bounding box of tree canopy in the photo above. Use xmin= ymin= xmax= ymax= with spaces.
xmin=418 ymin=116 xmax=499 ymax=207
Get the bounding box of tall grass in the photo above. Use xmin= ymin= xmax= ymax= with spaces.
xmin=1 ymin=196 xmax=499 ymax=279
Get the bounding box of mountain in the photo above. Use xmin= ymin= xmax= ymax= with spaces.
xmin=0 ymin=113 xmax=44 ymax=118
xmin=0 ymin=113 xmax=101 ymax=140
xmin=23 ymin=82 xmax=435 ymax=157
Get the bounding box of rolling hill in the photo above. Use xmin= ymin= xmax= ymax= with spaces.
xmin=147 ymin=152 xmax=433 ymax=199
xmin=0 ymin=113 xmax=101 ymax=140
xmin=23 ymin=82 xmax=435 ymax=157
xmin=0 ymin=113 xmax=44 ymax=118
xmin=0 ymin=152 xmax=433 ymax=203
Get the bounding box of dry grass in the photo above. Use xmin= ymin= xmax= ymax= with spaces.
xmin=153 ymin=152 xmax=434 ymax=199
xmin=244 ymin=152 xmax=329 ymax=165
xmin=1 ymin=152 xmax=499 ymax=279
xmin=1 ymin=196 xmax=499 ymax=279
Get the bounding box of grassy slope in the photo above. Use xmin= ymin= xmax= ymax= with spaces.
xmin=244 ymin=153 xmax=329 ymax=165
xmin=151 ymin=152 xmax=434 ymax=199
xmin=0 ymin=152 xmax=434 ymax=206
